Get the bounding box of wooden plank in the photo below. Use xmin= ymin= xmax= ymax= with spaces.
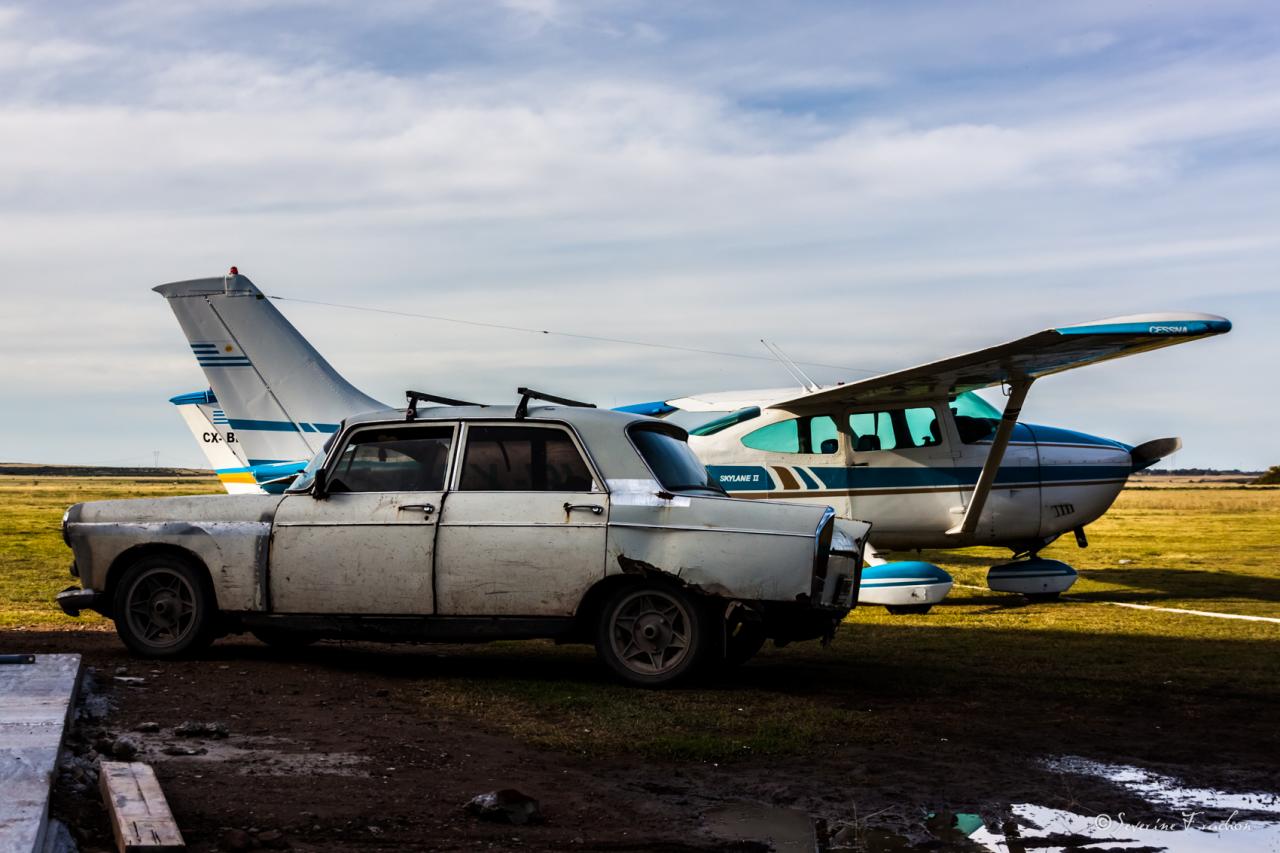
xmin=99 ymin=762 xmax=186 ymax=852
xmin=0 ymin=653 xmax=81 ymax=853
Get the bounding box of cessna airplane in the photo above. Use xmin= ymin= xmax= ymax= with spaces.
xmin=155 ymin=270 xmax=1231 ymax=611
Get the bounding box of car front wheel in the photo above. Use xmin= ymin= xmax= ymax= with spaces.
xmin=596 ymin=583 xmax=707 ymax=687
xmin=112 ymin=555 xmax=216 ymax=658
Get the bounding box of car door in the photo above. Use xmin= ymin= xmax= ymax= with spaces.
xmin=268 ymin=423 xmax=456 ymax=614
xmin=434 ymin=422 xmax=608 ymax=616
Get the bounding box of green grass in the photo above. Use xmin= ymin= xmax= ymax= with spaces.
xmin=3 ymin=478 xmax=1278 ymax=766
xmin=0 ymin=475 xmax=222 ymax=627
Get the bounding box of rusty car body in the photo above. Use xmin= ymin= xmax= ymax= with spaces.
xmin=57 ymin=396 xmax=870 ymax=685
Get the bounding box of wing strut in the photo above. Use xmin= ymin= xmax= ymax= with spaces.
xmin=947 ymin=377 xmax=1033 ymax=537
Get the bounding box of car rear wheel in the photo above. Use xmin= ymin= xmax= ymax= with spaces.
xmin=596 ymin=583 xmax=707 ymax=687
xmin=112 ymin=555 xmax=216 ymax=658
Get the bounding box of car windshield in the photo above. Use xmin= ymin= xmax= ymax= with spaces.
xmin=284 ymin=442 xmax=332 ymax=493
xmin=629 ymin=427 xmax=724 ymax=495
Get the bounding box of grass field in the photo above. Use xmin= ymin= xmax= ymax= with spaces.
xmin=2 ymin=475 xmax=1278 ymax=767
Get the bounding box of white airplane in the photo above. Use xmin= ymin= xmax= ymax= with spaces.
xmin=156 ymin=270 xmax=1231 ymax=611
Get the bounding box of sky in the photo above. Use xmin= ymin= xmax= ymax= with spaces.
xmin=0 ymin=0 xmax=1275 ymax=470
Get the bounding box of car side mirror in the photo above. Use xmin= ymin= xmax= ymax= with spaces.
xmin=311 ymin=468 xmax=329 ymax=500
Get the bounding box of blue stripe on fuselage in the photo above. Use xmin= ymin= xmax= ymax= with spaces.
xmin=708 ymin=465 xmax=773 ymax=491
xmin=713 ymin=463 xmax=1131 ymax=491
xmin=227 ymin=418 xmax=341 ymax=433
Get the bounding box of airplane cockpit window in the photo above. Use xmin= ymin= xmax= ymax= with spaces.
xmin=950 ymin=392 xmax=1001 ymax=444
xmin=741 ymin=415 xmax=839 ymax=454
xmin=848 ymin=407 xmax=940 ymax=451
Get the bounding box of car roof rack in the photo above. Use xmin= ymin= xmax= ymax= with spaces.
xmin=405 ymin=390 xmax=481 ymax=421
xmin=515 ymin=387 xmax=596 ymax=420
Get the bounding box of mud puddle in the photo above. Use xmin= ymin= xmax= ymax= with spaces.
xmin=703 ymin=802 xmax=817 ymax=852
xmin=949 ymin=757 xmax=1279 ymax=852
xmin=703 ymin=759 xmax=1280 ymax=852
xmin=134 ymin=732 xmax=371 ymax=777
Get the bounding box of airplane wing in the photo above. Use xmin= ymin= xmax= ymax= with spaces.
xmin=772 ymin=313 xmax=1231 ymax=411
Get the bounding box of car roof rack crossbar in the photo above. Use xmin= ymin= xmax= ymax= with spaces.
xmin=515 ymin=387 xmax=596 ymax=420
xmin=405 ymin=390 xmax=481 ymax=421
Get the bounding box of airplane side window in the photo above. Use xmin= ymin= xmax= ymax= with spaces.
xmin=905 ymin=407 xmax=943 ymax=447
xmin=849 ymin=407 xmax=938 ymax=452
xmin=740 ymin=416 xmax=838 ymax=454
xmin=741 ymin=419 xmax=799 ymax=453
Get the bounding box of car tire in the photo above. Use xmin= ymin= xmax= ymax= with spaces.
xmin=112 ymin=554 xmax=217 ymax=658
xmin=250 ymin=626 xmax=319 ymax=649
xmin=885 ymin=604 xmax=933 ymax=615
xmin=596 ymin=582 xmax=708 ymax=687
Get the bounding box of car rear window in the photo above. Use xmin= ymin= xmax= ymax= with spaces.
xmin=630 ymin=427 xmax=720 ymax=494
xmin=459 ymin=426 xmax=594 ymax=491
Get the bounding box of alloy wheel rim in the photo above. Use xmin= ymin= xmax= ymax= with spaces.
xmin=124 ymin=568 xmax=197 ymax=649
xmin=610 ymin=590 xmax=692 ymax=676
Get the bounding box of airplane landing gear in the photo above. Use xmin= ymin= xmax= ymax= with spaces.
xmin=987 ymin=557 xmax=1078 ymax=598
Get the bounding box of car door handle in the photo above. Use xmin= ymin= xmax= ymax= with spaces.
xmin=563 ymin=503 xmax=604 ymax=515
xmin=397 ymin=503 xmax=436 ymax=517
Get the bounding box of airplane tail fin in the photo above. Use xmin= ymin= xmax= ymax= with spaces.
xmin=155 ymin=271 xmax=385 ymax=466
xmin=169 ymin=390 xmax=263 ymax=494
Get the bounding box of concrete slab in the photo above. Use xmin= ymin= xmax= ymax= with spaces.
xmin=0 ymin=655 xmax=82 ymax=853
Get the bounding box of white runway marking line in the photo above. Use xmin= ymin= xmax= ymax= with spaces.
xmin=1086 ymin=600 xmax=1280 ymax=624
xmin=953 ymin=582 xmax=1280 ymax=624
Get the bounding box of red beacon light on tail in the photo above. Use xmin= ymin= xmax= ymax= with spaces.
xmin=228 ymin=266 xmax=239 ymax=276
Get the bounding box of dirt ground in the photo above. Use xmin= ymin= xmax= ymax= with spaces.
xmin=9 ymin=629 xmax=1276 ymax=853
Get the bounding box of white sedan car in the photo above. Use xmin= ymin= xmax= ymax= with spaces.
xmin=58 ymin=394 xmax=870 ymax=686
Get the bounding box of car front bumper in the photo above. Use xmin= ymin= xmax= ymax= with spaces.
xmin=56 ymin=586 xmax=102 ymax=617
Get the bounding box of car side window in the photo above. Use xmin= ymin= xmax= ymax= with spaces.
xmin=459 ymin=426 xmax=594 ymax=491
xmin=328 ymin=426 xmax=453 ymax=493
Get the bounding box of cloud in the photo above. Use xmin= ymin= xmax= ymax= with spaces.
xmin=0 ymin=1 xmax=1276 ymax=468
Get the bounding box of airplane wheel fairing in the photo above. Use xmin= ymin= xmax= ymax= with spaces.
xmin=596 ymin=583 xmax=708 ymax=687
xmin=988 ymin=558 xmax=1077 ymax=596
xmin=886 ymin=604 xmax=933 ymax=615
xmin=113 ymin=555 xmax=216 ymax=658
xmin=857 ymin=561 xmax=953 ymax=608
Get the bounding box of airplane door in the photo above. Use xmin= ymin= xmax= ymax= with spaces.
xmin=844 ymin=403 xmax=963 ymax=545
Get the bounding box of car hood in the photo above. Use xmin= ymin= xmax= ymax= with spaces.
xmin=66 ymin=494 xmax=284 ymax=526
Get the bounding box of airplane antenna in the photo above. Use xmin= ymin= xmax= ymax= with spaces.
xmin=761 ymin=339 xmax=819 ymax=392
